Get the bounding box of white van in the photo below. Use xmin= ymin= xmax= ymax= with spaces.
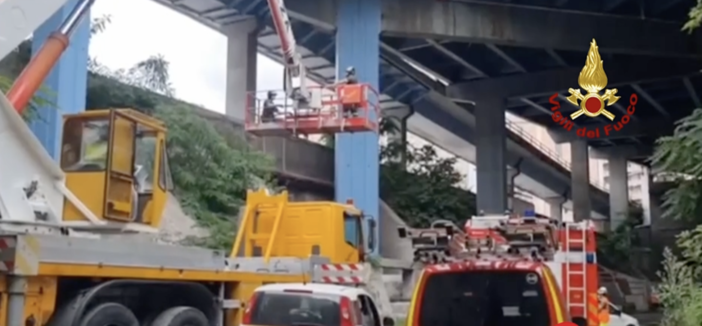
xmin=242 ymin=283 xmax=394 ymax=326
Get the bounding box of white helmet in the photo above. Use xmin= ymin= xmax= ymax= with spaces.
xmin=598 ymin=287 xmax=608 ymax=294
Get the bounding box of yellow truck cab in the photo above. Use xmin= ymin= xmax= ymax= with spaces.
xmin=406 ymin=261 xmax=569 ymax=326
xmin=233 ymin=190 xmax=376 ymax=264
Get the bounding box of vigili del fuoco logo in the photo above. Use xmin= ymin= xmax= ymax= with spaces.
xmin=550 ymin=39 xmax=638 ymax=138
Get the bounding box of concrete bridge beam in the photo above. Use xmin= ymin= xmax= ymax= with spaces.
xmin=550 ymin=120 xmax=673 ymax=144
xmin=591 ymin=145 xmax=653 ymax=161
xmin=446 ymin=62 xmax=701 ymax=100
xmin=380 ymin=0 xmax=702 ymax=58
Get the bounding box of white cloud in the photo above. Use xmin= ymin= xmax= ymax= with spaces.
xmin=89 ymin=0 xmax=283 ymax=113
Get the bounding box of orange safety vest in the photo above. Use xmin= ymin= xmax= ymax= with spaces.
xmin=598 ymin=297 xmax=610 ymax=324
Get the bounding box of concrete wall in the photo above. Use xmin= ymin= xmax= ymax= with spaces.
xmin=379 ymin=200 xmax=414 ymax=261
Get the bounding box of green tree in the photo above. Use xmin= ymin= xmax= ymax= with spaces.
xmin=650 ymin=5 xmax=702 ymax=325
xmin=652 ymin=109 xmax=702 ymax=326
xmin=320 ymin=118 xmax=475 ymax=226
xmin=379 ymin=119 xmax=475 ymax=227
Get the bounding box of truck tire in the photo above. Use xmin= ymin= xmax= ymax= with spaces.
xmin=79 ymin=302 xmax=139 ymax=326
xmin=149 ymin=306 xmax=209 ymax=326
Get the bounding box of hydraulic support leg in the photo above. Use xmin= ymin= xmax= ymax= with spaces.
xmin=335 ymin=0 xmax=380 ymax=254
xmin=29 ymin=0 xmax=90 ymax=160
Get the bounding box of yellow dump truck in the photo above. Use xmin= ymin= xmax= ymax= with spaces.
xmin=0 ymin=104 xmax=376 ymax=326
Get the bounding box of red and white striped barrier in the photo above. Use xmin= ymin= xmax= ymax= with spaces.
xmin=315 ymin=263 xmax=370 ymax=284
xmin=0 ymin=237 xmax=15 ymax=272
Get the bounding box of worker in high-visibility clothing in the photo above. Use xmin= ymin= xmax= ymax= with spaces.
xmin=597 ymin=287 xmax=610 ymax=326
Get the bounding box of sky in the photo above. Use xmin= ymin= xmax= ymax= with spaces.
xmin=89 ymin=0 xmax=283 ymax=113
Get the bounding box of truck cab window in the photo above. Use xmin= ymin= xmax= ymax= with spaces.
xmin=134 ymin=129 xmax=156 ymax=193
xmin=158 ymin=139 xmax=174 ymax=191
xmin=61 ymin=118 xmax=110 ymax=172
xmin=419 ymin=271 xmax=550 ymax=326
xmin=344 ymin=213 xmax=361 ymax=248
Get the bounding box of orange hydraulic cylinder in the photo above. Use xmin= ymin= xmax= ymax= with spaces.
xmin=6 ymin=32 xmax=70 ymax=115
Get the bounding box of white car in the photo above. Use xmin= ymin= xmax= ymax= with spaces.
xmin=609 ymin=303 xmax=640 ymax=326
xmin=242 ymin=282 xmax=394 ymax=326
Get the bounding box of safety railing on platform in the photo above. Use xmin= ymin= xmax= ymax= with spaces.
xmin=245 ymin=84 xmax=379 ymax=137
xmin=505 ymin=120 xmax=608 ymax=192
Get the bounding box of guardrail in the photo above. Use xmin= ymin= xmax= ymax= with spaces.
xmin=505 ymin=120 xmax=609 ymax=192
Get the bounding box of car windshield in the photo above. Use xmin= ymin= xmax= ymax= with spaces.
xmin=418 ymin=270 xmax=550 ymax=326
xmin=250 ymin=291 xmax=341 ymax=326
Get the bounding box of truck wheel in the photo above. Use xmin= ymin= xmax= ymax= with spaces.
xmin=79 ymin=302 xmax=139 ymax=326
xmin=150 ymin=306 xmax=208 ymax=326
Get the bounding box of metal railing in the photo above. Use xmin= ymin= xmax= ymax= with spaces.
xmin=505 ymin=120 xmax=608 ymax=192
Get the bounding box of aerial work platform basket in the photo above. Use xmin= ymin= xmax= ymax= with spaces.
xmin=244 ymin=84 xmax=379 ymax=137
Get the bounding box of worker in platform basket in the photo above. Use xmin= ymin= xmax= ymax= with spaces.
xmin=261 ymin=91 xmax=280 ymax=123
xmin=328 ymin=66 xmax=359 ymax=117
xmin=598 ymin=286 xmax=611 ymax=326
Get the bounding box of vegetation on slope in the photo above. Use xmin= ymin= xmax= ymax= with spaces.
xmin=378 ymin=120 xmax=475 ymax=227
xmin=651 ymin=5 xmax=702 ymax=325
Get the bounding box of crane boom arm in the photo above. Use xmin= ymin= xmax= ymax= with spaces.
xmin=0 ymin=0 xmax=74 ymax=60
xmin=266 ymin=0 xmax=308 ymax=99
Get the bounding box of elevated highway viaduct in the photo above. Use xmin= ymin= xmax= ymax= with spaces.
xmin=22 ymin=0 xmax=700 ymax=245
xmin=154 ymin=0 xmax=620 ymax=222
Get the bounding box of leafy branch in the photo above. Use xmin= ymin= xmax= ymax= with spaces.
xmin=653 ymin=4 xmax=702 ymax=321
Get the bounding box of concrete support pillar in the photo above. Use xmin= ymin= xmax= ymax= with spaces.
xmin=641 ymin=166 xmax=652 ymax=226
xmin=335 ymin=0 xmax=381 ymax=254
xmin=649 ymin=192 xmax=664 ymax=231
xmin=476 ymin=98 xmax=507 ymax=214
xmin=30 ymin=1 xmax=90 ymax=160
xmin=383 ymin=106 xmax=414 ymax=167
xmin=225 ymin=18 xmax=259 ymax=121
xmin=608 ymin=155 xmax=630 ymax=229
xmin=545 ymin=196 xmax=566 ymax=221
xmin=570 ymin=139 xmax=591 ymax=222
xmin=506 ymin=159 xmax=523 ymax=212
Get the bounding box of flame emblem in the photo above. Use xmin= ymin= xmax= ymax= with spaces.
xmin=566 ymin=39 xmax=620 ymax=121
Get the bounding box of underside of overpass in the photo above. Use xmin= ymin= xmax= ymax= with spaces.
xmin=153 ymin=0 xmax=639 ymax=220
